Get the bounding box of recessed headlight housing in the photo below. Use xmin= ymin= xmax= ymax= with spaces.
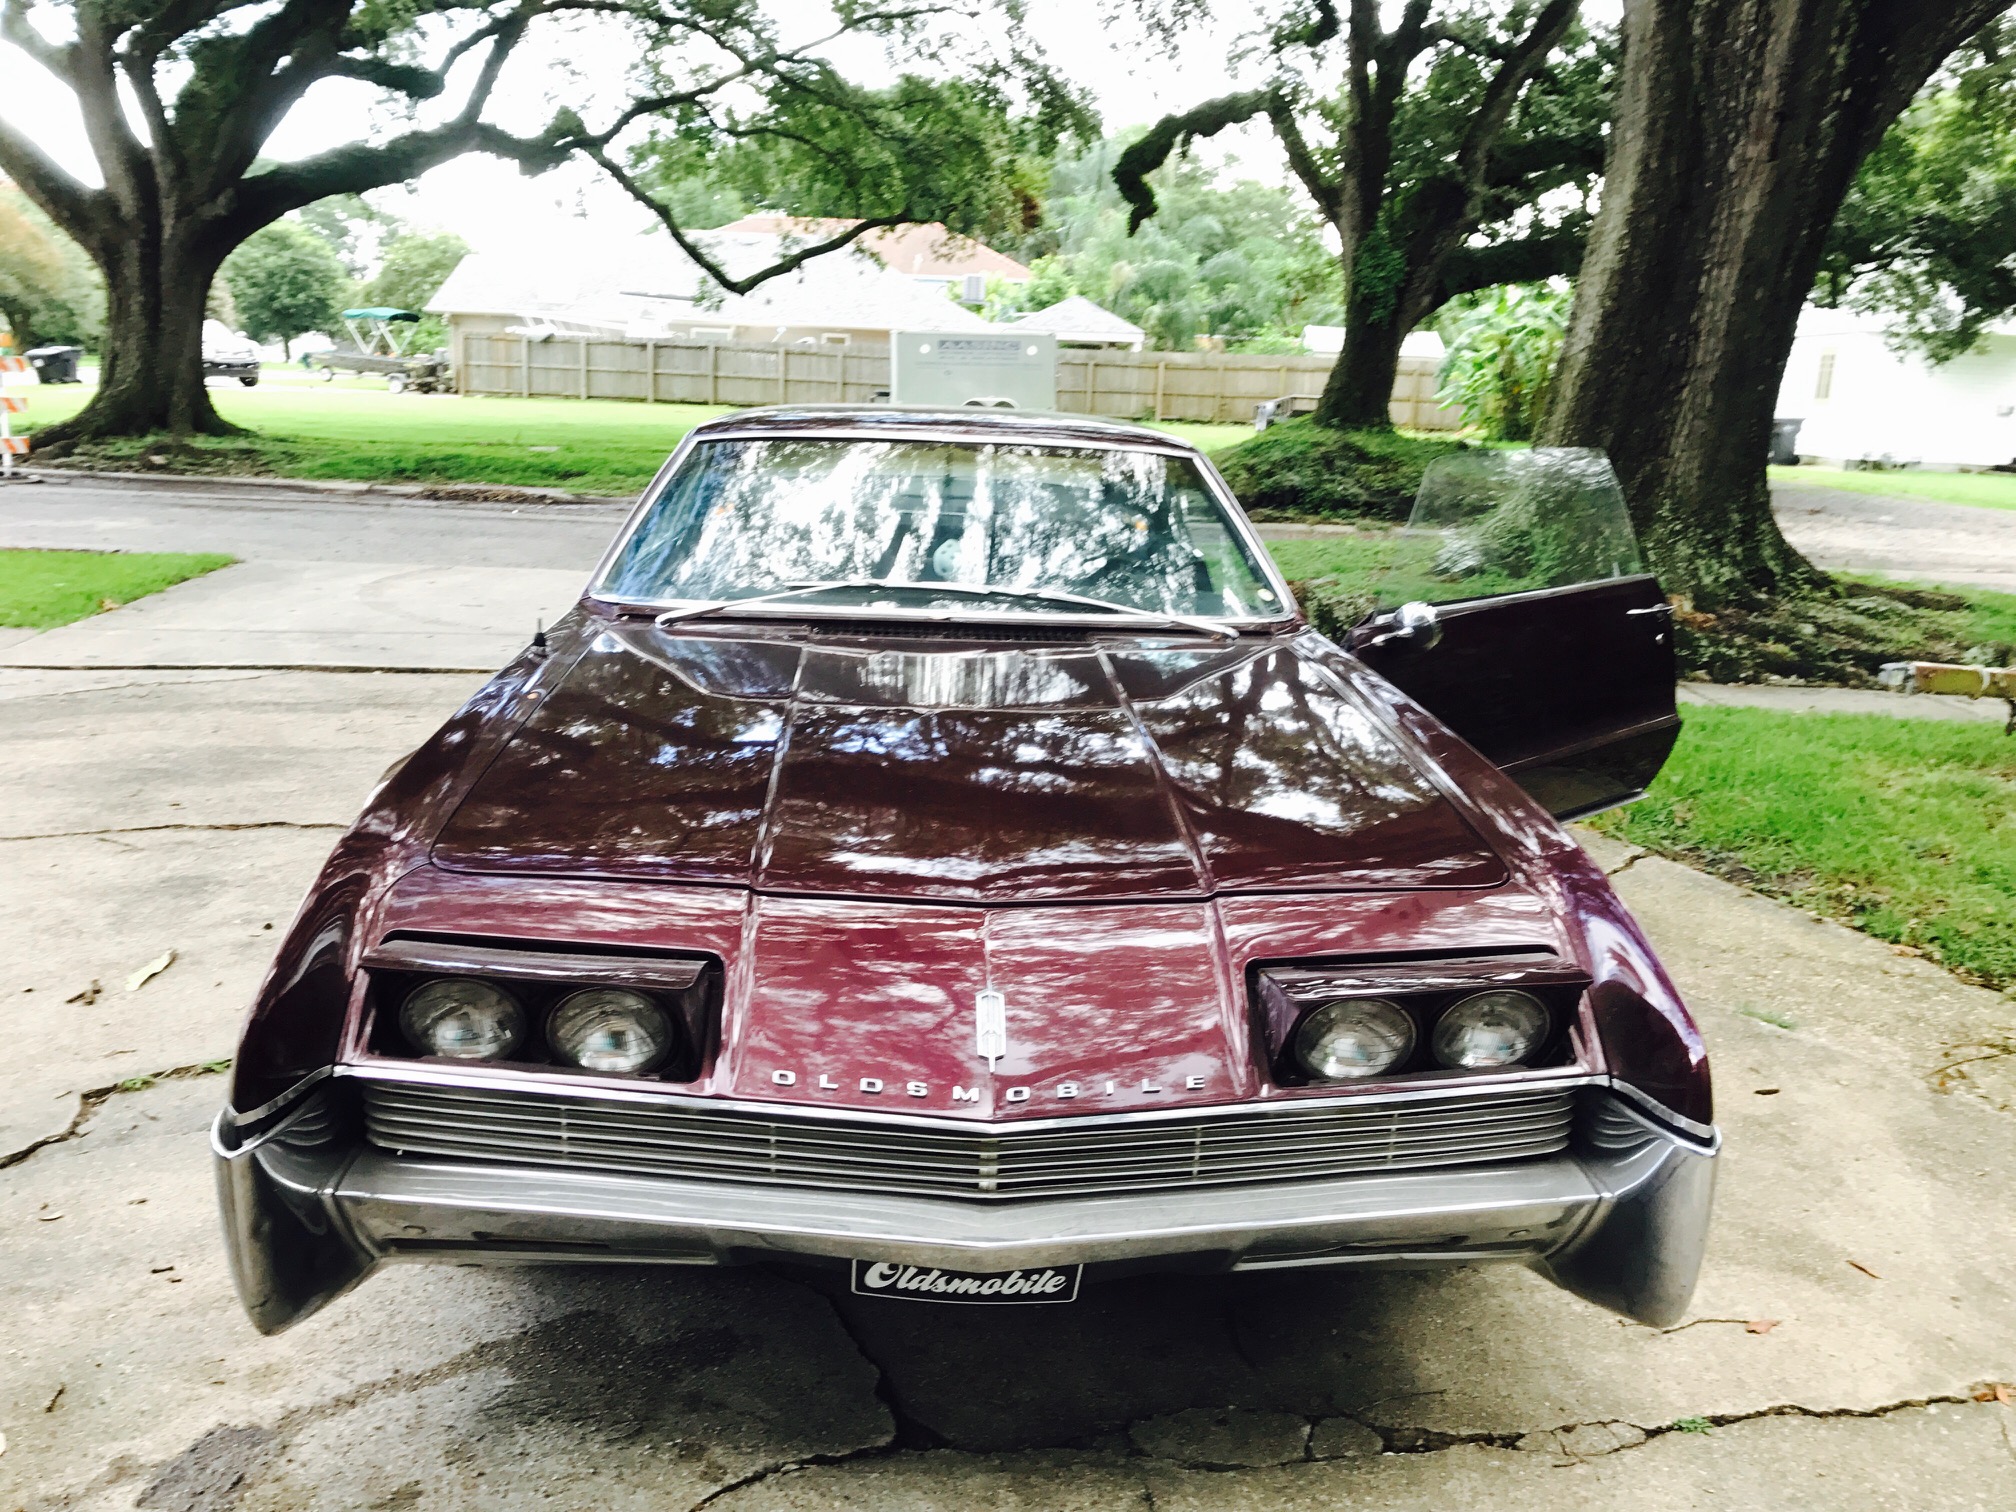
xmin=1294 ymin=997 xmax=1417 ymax=1081
xmin=1432 ymin=990 xmax=1550 ymax=1069
xmin=546 ymin=987 xmax=675 ymax=1074
xmin=400 ymin=977 xmax=526 ymax=1060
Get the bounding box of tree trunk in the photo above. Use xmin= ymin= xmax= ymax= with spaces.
xmin=1541 ymin=0 xmax=2006 ymax=606
xmin=42 ymin=227 xmax=236 ymax=445
xmin=1315 ymin=298 xmax=1406 ymax=429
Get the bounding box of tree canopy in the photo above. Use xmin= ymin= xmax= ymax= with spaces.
xmin=0 ymin=178 xmax=100 ymax=350
xmin=1818 ymin=16 xmax=2016 ymax=362
xmin=987 ymin=136 xmax=1341 ymax=350
xmin=1117 ymin=0 xmax=1612 ymax=427
xmin=0 ymin=0 xmax=1084 ymax=441
xmin=362 ymin=231 xmax=471 ymax=313
xmin=222 ymin=220 xmax=349 ymax=352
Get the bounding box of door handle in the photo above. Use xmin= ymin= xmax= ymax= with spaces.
xmin=1361 ymin=600 xmax=1443 ymax=650
xmin=1625 ymin=604 xmax=1674 ymax=617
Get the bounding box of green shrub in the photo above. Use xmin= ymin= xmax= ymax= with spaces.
xmin=1212 ymin=418 xmax=1465 ymax=522
xmin=1435 ymin=284 xmax=1570 ymax=440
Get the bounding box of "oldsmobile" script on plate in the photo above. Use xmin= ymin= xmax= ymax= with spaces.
xmin=850 ymin=1260 xmax=1082 ymax=1304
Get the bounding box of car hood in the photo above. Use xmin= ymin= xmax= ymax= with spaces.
xmin=430 ymin=622 xmax=1507 ymax=902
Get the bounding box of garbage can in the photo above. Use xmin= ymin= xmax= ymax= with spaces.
xmin=1769 ymin=417 xmax=1803 ymax=466
xmin=24 ymin=346 xmax=82 ymax=383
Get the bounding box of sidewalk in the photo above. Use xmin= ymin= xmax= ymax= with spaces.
xmin=1677 ymin=680 xmax=2009 ymax=723
xmin=0 ymin=559 xmax=586 ymax=671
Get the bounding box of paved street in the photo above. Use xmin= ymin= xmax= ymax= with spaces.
xmin=2 ymin=475 xmax=2014 ymax=1509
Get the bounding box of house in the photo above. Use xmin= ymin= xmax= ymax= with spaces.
xmin=425 ymin=225 xmax=1000 ymax=365
xmin=1777 ymin=305 xmax=2016 ymax=469
xmin=711 ymin=217 xmax=1033 ymax=302
xmin=1009 ymin=295 xmax=1145 ymax=351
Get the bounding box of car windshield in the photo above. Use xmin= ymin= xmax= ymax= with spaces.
xmin=596 ymin=437 xmax=1284 ymax=620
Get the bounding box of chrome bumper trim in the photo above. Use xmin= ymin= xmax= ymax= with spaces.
xmin=213 ymin=1088 xmax=1715 ymax=1334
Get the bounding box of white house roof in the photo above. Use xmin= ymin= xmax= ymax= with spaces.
xmin=1010 ymin=295 xmax=1145 ymax=344
xmin=427 ymin=230 xmax=997 ymax=336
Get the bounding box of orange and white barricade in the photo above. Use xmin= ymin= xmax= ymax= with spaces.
xmin=0 ymin=354 xmax=28 ymax=478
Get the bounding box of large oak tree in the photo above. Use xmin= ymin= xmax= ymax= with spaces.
xmin=0 ymin=1 xmax=1078 ymax=445
xmin=1539 ymin=0 xmax=2012 ymax=604
xmin=1115 ymin=0 xmax=1610 ymax=427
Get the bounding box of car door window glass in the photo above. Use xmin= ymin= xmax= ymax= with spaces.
xmin=1371 ymin=448 xmax=1645 ymax=608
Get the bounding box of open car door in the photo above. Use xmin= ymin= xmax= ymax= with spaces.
xmin=1345 ymin=449 xmax=1678 ymax=821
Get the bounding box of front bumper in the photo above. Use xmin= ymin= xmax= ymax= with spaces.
xmin=214 ymin=1083 xmax=1715 ymax=1334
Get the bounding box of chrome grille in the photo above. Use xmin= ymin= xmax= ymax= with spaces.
xmin=361 ymin=1079 xmax=1575 ymax=1201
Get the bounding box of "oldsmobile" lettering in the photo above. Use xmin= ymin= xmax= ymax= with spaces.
xmin=857 ymin=1262 xmax=1073 ymax=1299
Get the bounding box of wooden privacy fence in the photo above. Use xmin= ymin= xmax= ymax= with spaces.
xmin=456 ymin=332 xmax=1462 ymax=430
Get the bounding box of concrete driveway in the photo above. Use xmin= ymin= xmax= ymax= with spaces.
xmin=2 ymin=478 xmax=2014 ymax=1509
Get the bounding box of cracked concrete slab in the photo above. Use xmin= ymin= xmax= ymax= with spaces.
xmin=0 ymin=670 xmax=484 ymax=1163
xmin=0 ymin=1083 xmax=894 ymax=1512
xmin=0 ymin=560 xmax=584 ymax=671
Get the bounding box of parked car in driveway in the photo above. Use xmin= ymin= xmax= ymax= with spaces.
xmin=213 ymin=408 xmax=1713 ymax=1333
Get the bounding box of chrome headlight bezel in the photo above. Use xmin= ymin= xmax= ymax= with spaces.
xmin=1254 ymin=956 xmax=1584 ymax=1086
xmin=367 ymin=939 xmax=715 ymax=1083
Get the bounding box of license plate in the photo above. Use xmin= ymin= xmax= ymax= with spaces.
xmin=850 ymin=1259 xmax=1081 ymax=1304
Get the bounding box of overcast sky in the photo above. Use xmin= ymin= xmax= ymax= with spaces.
xmin=0 ymin=2 xmax=1620 ymax=263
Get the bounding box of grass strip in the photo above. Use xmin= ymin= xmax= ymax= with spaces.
xmin=1773 ymin=464 xmax=2016 ymax=513
xmin=22 ymin=380 xmax=1256 ymax=497
xmin=1591 ymin=707 xmax=2016 ymax=993
xmin=0 ymin=549 xmax=235 ymax=629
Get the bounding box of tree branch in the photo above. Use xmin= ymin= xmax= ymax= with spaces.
xmin=0 ymin=0 xmax=67 ymax=77
xmin=1264 ymin=93 xmax=1343 ymax=227
xmin=1454 ymin=0 xmax=1580 ymax=188
xmin=582 ymin=142 xmax=910 ymax=295
xmin=1112 ymin=89 xmax=1275 ymax=232
xmin=0 ymin=111 xmax=105 ymax=245
xmin=1440 ymin=223 xmax=1588 ymax=296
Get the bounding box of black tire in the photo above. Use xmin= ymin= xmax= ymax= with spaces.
xmin=239 ymin=375 xmax=259 ymax=388
xmin=386 ymin=373 xmax=408 ymax=395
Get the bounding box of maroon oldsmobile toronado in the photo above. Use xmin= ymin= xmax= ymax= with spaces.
xmin=214 ymin=406 xmax=1713 ymax=1331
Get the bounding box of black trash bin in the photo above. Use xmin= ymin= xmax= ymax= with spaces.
xmin=1769 ymin=417 xmax=1803 ymax=466
xmin=25 ymin=346 xmax=82 ymax=384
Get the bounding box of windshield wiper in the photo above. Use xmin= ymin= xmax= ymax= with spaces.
xmin=894 ymin=581 xmax=1240 ymax=641
xmin=652 ymin=578 xmax=1239 ymax=639
xmin=652 ymin=580 xmax=943 ymax=628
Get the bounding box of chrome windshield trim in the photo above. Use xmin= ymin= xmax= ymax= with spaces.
xmin=336 ymin=1060 xmax=1602 ymax=1136
xmin=579 ymin=422 xmax=1300 ymax=627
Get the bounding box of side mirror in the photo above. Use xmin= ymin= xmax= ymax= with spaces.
xmin=1355 ymin=600 xmax=1442 ymax=652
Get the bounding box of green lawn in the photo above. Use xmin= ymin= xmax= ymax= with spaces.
xmin=23 ymin=376 xmax=1256 ymax=496
xmin=1773 ymin=463 xmax=2016 ymax=512
xmin=0 ymin=549 xmax=235 ymax=629
xmin=1592 ymin=708 xmax=2016 ymax=993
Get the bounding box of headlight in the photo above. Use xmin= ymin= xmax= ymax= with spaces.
xmin=400 ymin=977 xmax=525 ymax=1060
xmin=1432 ymin=990 xmax=1549 ymax=1068
xmin=1294 ymin=997 xmax=1416 ymax=1080
xmin=547 ymin=988 xmax=674 ymax=1074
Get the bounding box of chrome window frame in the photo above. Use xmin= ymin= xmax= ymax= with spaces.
xmin=580 ymin=415 xmax=1302 ymax=631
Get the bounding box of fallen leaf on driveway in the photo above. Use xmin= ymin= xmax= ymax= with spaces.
xmin=1745 ymin=1319 xmax=1780 ymax=1334
xmin=65 ymin=980 xmax=102 ymax=1005
xmin=125 ymin=950 xmax=176 ymax=993
xmin=36 ymin=1212 xmax=62 ymax=1222
xmin=1975 ymin=1383 xmax=2016 ymax=1404
xmin=1848 ymin=1260 xmax=1883 ymax=1280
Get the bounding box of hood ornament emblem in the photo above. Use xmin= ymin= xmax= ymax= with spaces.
xmin=975 ymin=989 xmax=1008 ymax=1069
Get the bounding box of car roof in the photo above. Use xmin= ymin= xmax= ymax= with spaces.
xmin=687 ymin=404 xmax=1201 ymax=452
